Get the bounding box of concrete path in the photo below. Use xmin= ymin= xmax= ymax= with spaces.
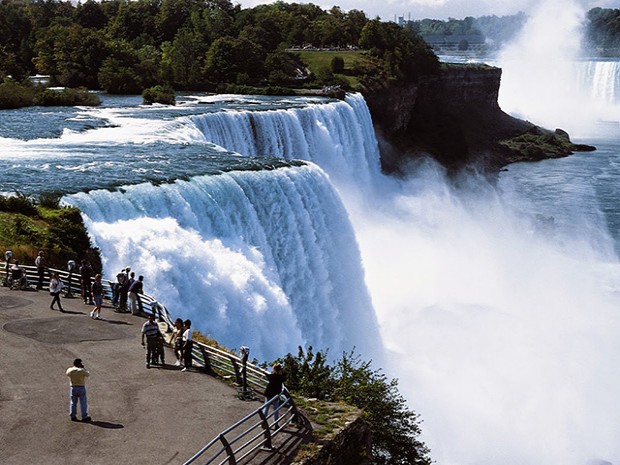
xmin=0 ymin=285 xmax=266 ymax=465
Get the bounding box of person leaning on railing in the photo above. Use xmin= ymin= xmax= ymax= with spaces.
xmin=263 ymin=363 xmax=285 ymax=424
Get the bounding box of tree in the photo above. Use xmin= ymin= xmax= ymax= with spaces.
xmin=275 ymin=347 xmax=432 ymax=465
xmin=160 ymin=27 xmax=207 ymax=88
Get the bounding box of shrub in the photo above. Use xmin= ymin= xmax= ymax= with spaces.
xmin=0 ymin=79 xmax=34 ymax=109
xmin=331 ymin=56 xmax=345 ymax=73
xmin=0 ymin=193 xmax=37 ymax=216
xmin=142 ymin=85 xmax=176 ymax=105
xmin=34 ymin=87 xmax=101 ymax=106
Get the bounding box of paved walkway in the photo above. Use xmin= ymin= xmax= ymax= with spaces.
xmin=0 ymin=285 xmax=265 ymax=465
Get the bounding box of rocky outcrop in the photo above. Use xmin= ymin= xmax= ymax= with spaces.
xmin=294 ymin=416 xmax=372 ymax=465
xmin=364 ymin=64 xmax=594 ymax=174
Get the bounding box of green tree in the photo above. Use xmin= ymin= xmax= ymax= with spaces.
xmin=275 ymin=347 xmax=431 ymax=465
xmin=33 ymin=24 xmax=105 ymax=87
xmin=160 ymin=27 xmax=207 ymax=88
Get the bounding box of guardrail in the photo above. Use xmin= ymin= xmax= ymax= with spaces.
xmin=184 ymin=387 xmax=311 ymax=465
xmin=1 ymin=260 xmax=313 ymax=462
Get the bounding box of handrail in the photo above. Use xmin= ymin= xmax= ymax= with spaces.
xmin=184 ymin=387 xmax=311 ymax=465
xmin=1 ymin=260 xmax=312 ymax=462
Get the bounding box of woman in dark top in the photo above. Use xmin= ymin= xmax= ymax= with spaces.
xmin=263 ymin=363 xmax=285 ymax=424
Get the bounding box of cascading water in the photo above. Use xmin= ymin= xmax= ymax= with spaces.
xmin=65 ymin=163 xmax=383 ymax=363
xmin=577 ymin=60 xmax=620 ymax=104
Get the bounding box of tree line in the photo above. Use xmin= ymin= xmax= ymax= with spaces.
xmin=410 ymin=9 xmax=620 ymax=56
xmin=0 ymin=0 xmax=439 ymax=94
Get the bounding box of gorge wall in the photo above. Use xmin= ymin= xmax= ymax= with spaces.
xmin=364 ymin=64 xmax=591 ymax=173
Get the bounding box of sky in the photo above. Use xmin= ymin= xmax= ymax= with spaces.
xmin=234 ymin=0 xmax=617 ymax=21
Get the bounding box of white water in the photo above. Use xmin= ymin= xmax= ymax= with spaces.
xmin=66 ymin=164 xmax=383 ymax=362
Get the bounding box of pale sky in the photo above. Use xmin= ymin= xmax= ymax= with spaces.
xmin=233 ymin=0 xmax=617 ymax=21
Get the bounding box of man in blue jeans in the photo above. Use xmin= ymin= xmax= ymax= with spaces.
xmin=66 ymin=358 xmax=91 ymax=422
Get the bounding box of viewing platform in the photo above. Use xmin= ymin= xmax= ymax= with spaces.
xmin=0 ymin=283 xmax=309 ymax=464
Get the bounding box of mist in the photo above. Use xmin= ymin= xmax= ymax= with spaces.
xmin=497 ymin=0 xmax=620 ymax=135
xmin=342 ymin=154 xmax=620 ymax=464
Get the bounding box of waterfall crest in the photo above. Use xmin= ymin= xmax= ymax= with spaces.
xmin=187 ymin=93 xmax=381 ymax=186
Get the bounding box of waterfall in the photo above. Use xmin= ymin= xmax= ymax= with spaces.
xmin=577 ymin=60 xmax=620 ymax=104
xmin=187 ymin=93 xmax=381 ymax=186
xmin=64 ymin=164 xmax=383 ymax=362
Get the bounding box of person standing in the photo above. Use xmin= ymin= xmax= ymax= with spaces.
xmin=141 ymin=314 xmax=160 ymax=368
xmin=35 ymin=250 xmax=46 ymax=290
xmin=66 ymin=358 xmax=91 ymax=422
xmin=128 ymin=275 xmax=144 ymax=316
xmin=90 ymin=274 xmax=104 ymax=320
xmin=263 ymin=363 xmax=285 ymax=424
xmin=119 ymin=267 xmax=131 ymax=312
xmin=49 ymin=272 xmax=64 ymax=312
xmin=181 ymin=319 xmax=193 ymax=372
xmin=79 ymin=259 xmax=94 ymax=305
xmin=172 ymin=318 xmax=184 ymax=367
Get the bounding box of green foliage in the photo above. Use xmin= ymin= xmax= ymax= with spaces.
xmin=586 ymin=8 xmax=620 ymax=55
xmin=142 ymin=84 xmax=176 ymax=105
xmin=330 ymin=55 xmax=345 ymax=73
xmin=34 ymin=87 xmax=101 ymax=106
xmin=0 ymin=0 xmax=446 ymax=92
xmin=0 ymin=193 xmax=37 ymax=216
xmin=275 ymin=346 xmax=431 ymax=465
xmin=0 ymin=194 xmax=101 ymax=273
xmin=0 ymin=78 xmax=35 ymax=109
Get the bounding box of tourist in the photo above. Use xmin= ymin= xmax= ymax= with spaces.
xmin=118 ymin=267 xmax=131 ymax=312
xmin=128 ymin=274 xmax=144 ymax=316
xmin=49 ymin=272 xmax=64 ymax=312
xmin=35 ymin=250 xmax=46 ymax=290
xmin=79 ymin=259 xmax=94 ymax=305
xmin=172 ymin=318 xmax=184 ymax=367
xmin=66 ymin=358 xmax=91 ymax=422
xmin=181 ymin=319 xmax=193 ymax=372
xmin=263 ymin=363 xmax=286 ymax=425
xmin=90 ymin=274 xmax=104 ymax=320
xmin=10 ymin=260 xmax=28 ymax=289
xmin=141 ymin=314 xmax=160 ymax=368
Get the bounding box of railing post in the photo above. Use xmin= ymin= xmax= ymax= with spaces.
xmin=199 ymin=346 xmax=213 ymax=374
xmin=257 ymin=407 xmax=273 ymax=450
xmin=218 ymin=433 xmax=237 ymax=465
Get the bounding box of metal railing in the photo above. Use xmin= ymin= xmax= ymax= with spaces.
xmin=184 ymin=387 xmax=311 ymax=465
xmin=1 ymin=260 xmax=312 ymax=463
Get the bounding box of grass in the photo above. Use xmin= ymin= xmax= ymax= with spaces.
xmin=296 ymin=50 xmax=364 ymax=89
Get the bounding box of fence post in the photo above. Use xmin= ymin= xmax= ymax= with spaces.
xmin=219 ymin=433 xmax=237 ymax=465
xmin=257 ymin=408 xmax=274 ymax=450
xmin=198 ymin=346 xmax=213 ymax=374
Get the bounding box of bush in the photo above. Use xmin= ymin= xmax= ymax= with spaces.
xmin=331 ymin=56 xmax=345 ymax=73
xmin=0 ymin=79 xmax=34 ymax=109
xmin=0 ymin=193 xmax=37 ymax=216
xmin=142 ymin=85 xmax=175 ymax=105
xmin=34 ymin=87 xmax=100 ymax=106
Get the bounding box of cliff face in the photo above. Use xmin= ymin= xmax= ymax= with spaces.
xmin=363 ymin=64 xmax=590 ymax=173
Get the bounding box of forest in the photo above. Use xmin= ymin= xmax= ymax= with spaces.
xmin=0 ymin=0 xmax=439 ymax=95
